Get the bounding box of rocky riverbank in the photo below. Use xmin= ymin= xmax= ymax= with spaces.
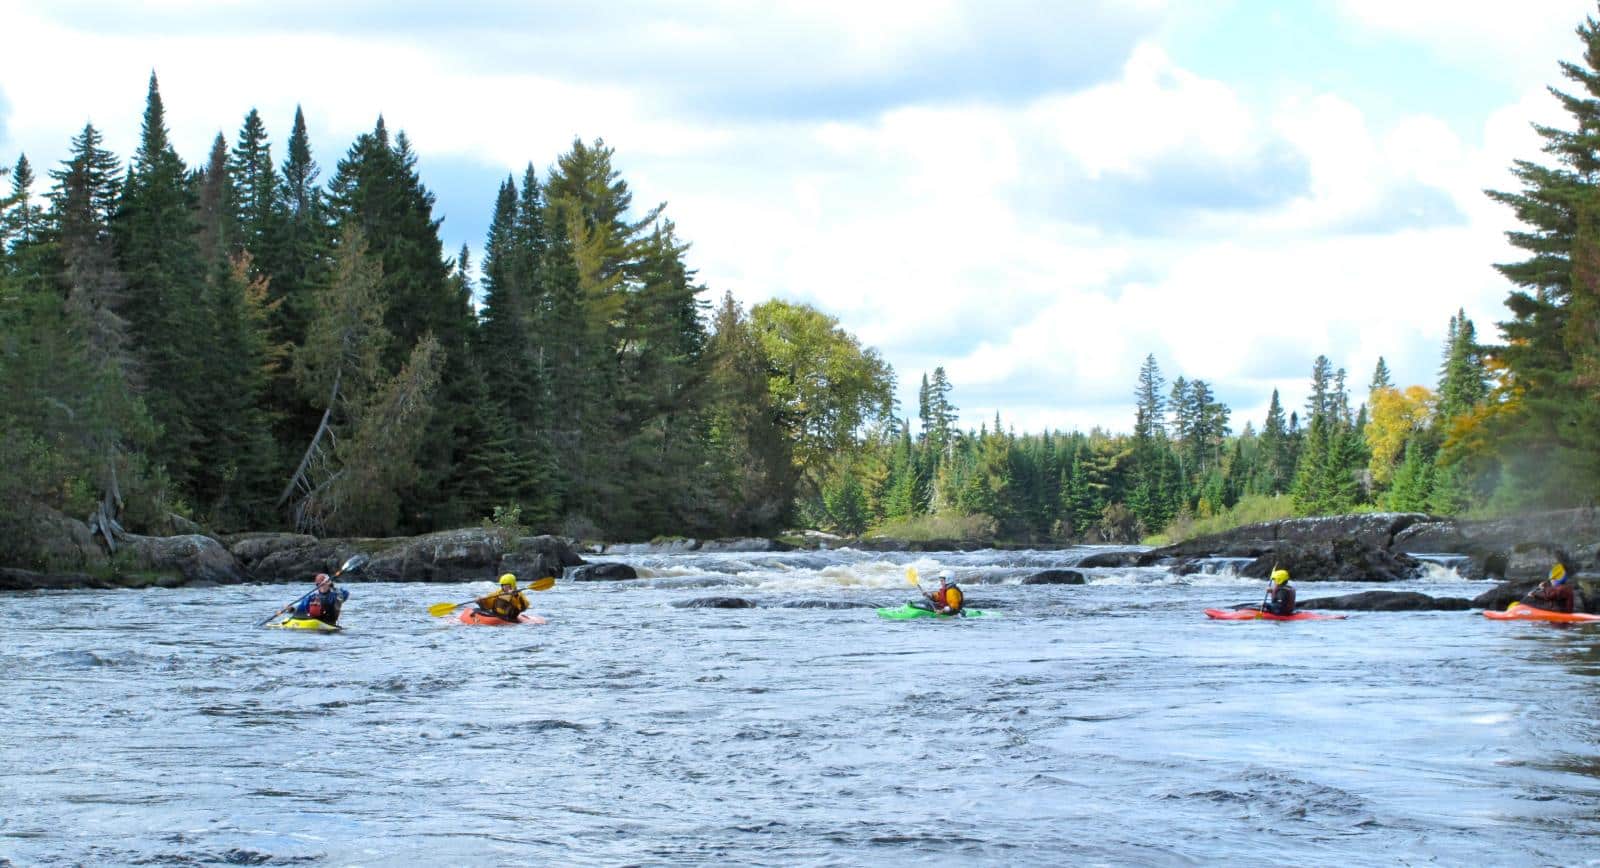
xmin=7 ymin=508 xmax=1600 ymax=612
xmin=0 ymin=515 xmax=585 ymax=591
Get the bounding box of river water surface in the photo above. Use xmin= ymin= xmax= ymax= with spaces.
xmin=3 ymin=547 xmax=1599 ymax=866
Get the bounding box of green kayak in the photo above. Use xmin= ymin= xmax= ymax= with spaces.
xmin=876 ymin=604 xmax=993 ymax=620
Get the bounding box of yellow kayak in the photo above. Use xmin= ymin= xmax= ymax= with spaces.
xmin=267 ymin=617 xmax=342 ymax=631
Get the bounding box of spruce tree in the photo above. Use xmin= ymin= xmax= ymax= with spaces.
xmin=1134 ymin=353 xmax=1166 ymax=438
xmin=1369 ymin=356 xmax=1393 ymax=394
xmin=1484 ymin=10 xmax=1600 ymax=505
xmin=115 ymin=72 xmax=211 ymax=495
xmin=704 ymin=291 xmax=794 ymax=533
xmin=2 ymin=156 xmax=44 ymax=252
xmin=229 ymin=108 xmax=279 ymax=267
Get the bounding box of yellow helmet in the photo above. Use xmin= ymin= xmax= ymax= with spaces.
xmin=498 ymin=573 xmax=517 ymax=586
xmin=1551 ymin=563 xmax=1567 ymax=582
xmin=1271 ymin=569 xmax=1290 ymax=585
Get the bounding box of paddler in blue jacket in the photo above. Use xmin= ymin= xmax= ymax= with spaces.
xmin=1262 ymin=569 xmax=1295 ymax=615
xmin=290 ymin=573 xmax=349 ymax=626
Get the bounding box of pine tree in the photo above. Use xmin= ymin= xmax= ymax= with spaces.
xmin=1385 ymin=438 xmax=1434 ymax=511
xmin=229 ymin=108 xmax=279 ymax=265
xmin=926 ymin=366 xmax=957 ymax=456
xmin=1369 ymin=356 xmax=1393 ymax=394
xmin=704 ymin=291 xmax=794 ymax=533
xmin=1436 ymin=309 xmax=1489 ymax=421
xmin=115 ymin=72 xmax=212 ymax=495
xmin=194 ymin=133 xmax=240 ymax=266
xmin=2 ymin=155 xmax=45 ymax=252
xmin=1257 ymin=388 xmax=1290 ymax=494
xmin=1134 ymin=353 xmax=1166 ymax=439
xmin=48 ymin=124 xmax=123 ymax=229
xmin=1483 ymin=11 xmax=1600 ymax=505
xmin=326 ymin=120 xmax=475 ymax=530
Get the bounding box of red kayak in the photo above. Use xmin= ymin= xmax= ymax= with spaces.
xmin=458 ymin=609 xmax=548 ymax=626
xmin=1483 ymin=603 xmax=1600 ymax=624
xmin=1204 ymin=608 xmax=1347 ymax=622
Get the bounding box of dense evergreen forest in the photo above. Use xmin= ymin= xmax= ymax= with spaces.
xmin=4 ymin=12 xmax=1600 ymax=565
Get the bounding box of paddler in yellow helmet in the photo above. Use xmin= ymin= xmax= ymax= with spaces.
xmin=1262 ymin=568 xmax=1296 ymax=616
xmin=1521 ymin=558 xmax=1577 ymax=614
xmin=472 ymin=573 xmax=531 ymax=623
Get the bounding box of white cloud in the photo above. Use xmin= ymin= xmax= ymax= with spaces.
xmin=0 ymin=0 xmax=1579 ymax=437
xmin=1336 ymin=0 xmax=1596 ymax=75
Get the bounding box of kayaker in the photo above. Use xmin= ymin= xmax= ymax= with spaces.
xmin=473 ymin=573 xmax=531 ymax=623
xmin=290 ymin=573 xmax=349 ymax=626
xmin=1522 ymin=561 xmax=1577 ymax=614
xmin=1262 ymin=568 xmax=1295 ymax=616
xmin=925 ymin=570 xmax=965 ymax=615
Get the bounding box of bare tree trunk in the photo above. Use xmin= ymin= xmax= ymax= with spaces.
xmin=277 ymin=368 xmax=341 ymax=509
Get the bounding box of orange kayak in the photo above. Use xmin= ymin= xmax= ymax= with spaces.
xmin=1483 ymin=603 xmax=1600 ymax=623
xmin=1204 ymin=608 xmax=1346 ymax=621
xmin=458 ymin=609 xmax=547 ymax=626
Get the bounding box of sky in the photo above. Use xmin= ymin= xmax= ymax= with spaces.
xmin=2 ymin=0 xmax=1596 ymax=435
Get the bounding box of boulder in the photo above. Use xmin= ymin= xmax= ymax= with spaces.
xmin=225 ymin=533 xmax=321 ymax=573
xmin=1297 ymin=590 xmax=1472 ymax=611
xmin=1076 ymin=550 xmax=1145 ymax=568
xmin=1149 ymin=513 xmax=1434 ymax=561
xmin=852 ymin=537 xmax=989 ymax=552
xmin=250 ymin=540 xmax=366 ymax=583
xmin=364 ymin=527 xmax=504 ymax=581
xmin=569 ymin=562 xmax=639 ymax=582
xmin=1022 ymin=569 xmax=1086 ymax=585
xmin=120 ymin=533 xmax=248 ymax=584
xmin=502 ymin=535 xmax=583 ymax=581
xmin=699 ymin=537 xmax=794 ymax=553
xmin=26 ymin=510 xmax=110 ymax=573
xmin=1240 ymin=540 xmax=1421 ymax=582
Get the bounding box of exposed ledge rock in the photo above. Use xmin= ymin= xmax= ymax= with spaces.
xmin=1022 ymin=569 xmax=1086 ymax=585
xmin=1298 ymin=590 xmax=1472 ymax=611
xmin=569 ymin=562 xmax=639 ymax=582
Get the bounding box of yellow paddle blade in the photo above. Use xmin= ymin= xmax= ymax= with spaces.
xmin=1507 ymin=601 xmax=1521 ymax=612
xmin=428 ymin=601 xmax=465 ymax=617
xmin=906 ymin=567 xmax=920 ymax=586
xmin=529 ymin=576 xmax=556 ymax=592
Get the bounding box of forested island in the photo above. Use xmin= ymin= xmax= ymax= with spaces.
xmin=3 ymin=15 xmax=1599 ymax=574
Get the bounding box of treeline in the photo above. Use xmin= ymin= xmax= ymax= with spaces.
xmin=0 ymin=74 xmax=895 ymax=561
xmin=807 ymin=316 xmax=1491 ymax=543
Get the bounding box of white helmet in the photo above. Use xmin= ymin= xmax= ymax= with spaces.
xmin=938 ymin=570 xmax=954 ymax=583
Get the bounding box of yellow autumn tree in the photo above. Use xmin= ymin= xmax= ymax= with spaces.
xmin=1365 ymin=385 xmax=1435 ymax=485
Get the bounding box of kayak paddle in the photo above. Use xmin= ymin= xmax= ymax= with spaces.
xmin=427 ymin=576 xmax=556 ymax=617
xmin=906 ymin=566 xmax=930 ymax=595
xmin=259 ymin=553 xmax=370 ymax=626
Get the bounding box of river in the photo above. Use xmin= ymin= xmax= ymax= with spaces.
xmin=2 ymin=546 xmax=1597 ymax=866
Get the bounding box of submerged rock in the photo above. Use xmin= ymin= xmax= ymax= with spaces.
xmin=672 ymin=596 xmax=757 ymax=609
